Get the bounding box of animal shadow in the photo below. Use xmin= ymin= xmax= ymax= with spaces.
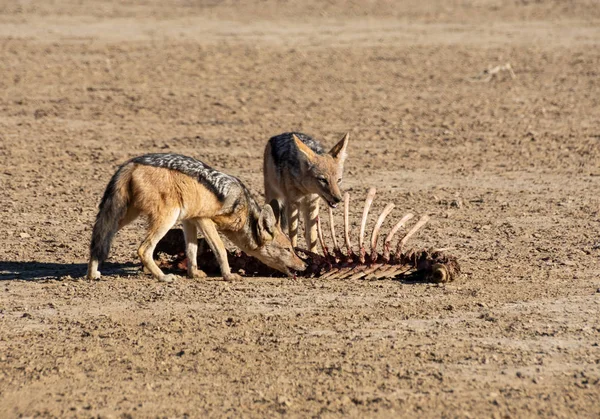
xmin=0 ymin=261 xmax=139 ymax=281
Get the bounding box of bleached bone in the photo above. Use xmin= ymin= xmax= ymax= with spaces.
xmin=370 ymin=202 xmax=395 ymax=262
xmin=343 ymin=192 xmax=353 ymax=259
xmin=395 ymin=214 xmax=430 ymax=258
xmin=316 ymin=215 xmax=329 ymax=258
xmin=328 ymin=207 xmax=339 ymax=250
xmin=358 ymin=187 xmax=377 ymax=263
xmin=363 ymin=214 xmax=430 ymax=279
xmin=328 ymin=206 xmax=343 ymax=260
xmin=382 ymin=213 xmax=414 ymax=262
xmin=342 ymin=212 xmax=430 ymax=280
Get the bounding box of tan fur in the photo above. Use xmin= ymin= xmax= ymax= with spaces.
xmin=87 ymin=163 xmax=305 ymax=281
xmin=264 ymin=133 xmax=349 ymax=252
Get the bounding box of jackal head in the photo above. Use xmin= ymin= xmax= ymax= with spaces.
xmin=293 ymin=133 xmax=349 ymax=208
xmin=249 ymin=200 xmax=306 ymax=276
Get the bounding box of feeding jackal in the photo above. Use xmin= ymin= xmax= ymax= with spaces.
xmin=264 ymin=132 xmax=349 ymax=252
xmin=86 ymin=153 xmax=306 ymax=282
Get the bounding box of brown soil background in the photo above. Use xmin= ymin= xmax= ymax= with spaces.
xmin=1 ymin=0 xmax=600 ymax=417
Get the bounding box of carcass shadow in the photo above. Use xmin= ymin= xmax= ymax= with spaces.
xmin=0 ymin=261 xmax=140 ymax=281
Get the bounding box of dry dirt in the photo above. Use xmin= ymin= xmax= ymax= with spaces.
xmin=1 ymin=0 xmax=600 ymax=417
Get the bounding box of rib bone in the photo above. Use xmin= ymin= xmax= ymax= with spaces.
xmin=358 ymin=187 xmax=377 ymax=263
xmin=316 ymin=215 xmax=329 ymax=258
xmin=382 ymin=213 xmax=414 ymax=262
xmin=328 ymin=206 xmax=344 ymax=261
xmin=343 ymin=192 xmax=354 ymax=259
xmin=395 ymin=214 xmax=430 ymax=258
xmin=370 ymin=202 xmax=395 ymax=262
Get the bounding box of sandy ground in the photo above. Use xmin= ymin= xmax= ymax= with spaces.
xmin=1 ymin=0 xmax=600 ymax=417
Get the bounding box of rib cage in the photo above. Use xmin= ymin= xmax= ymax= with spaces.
xmin=155 ymin=188 xmax=460 ymax=283
xmin=294 ymin=188 xmax=459 ymax=282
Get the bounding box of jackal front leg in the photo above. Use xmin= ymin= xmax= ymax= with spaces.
xmin=287 ymin=202 xmax=300 ymax=248
xmin=182 ymin=220 xmax=207 ymax=279
xmin=302 ymin=194 xmax=320 ymax=253
xmin=197 ymin=218 xmax=241 ymax=281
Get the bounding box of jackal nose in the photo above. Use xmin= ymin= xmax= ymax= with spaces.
xmin=333 ymin=196 xmax=342 ymax=204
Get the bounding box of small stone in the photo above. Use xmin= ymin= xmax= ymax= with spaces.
xmin=19 ymin=232 xmax=31 ymax=239
xmin=450 ymin=199 xmax=462 ymax=208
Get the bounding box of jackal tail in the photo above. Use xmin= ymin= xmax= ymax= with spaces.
xmin=89 ymin=164 xmax=132 ymax=265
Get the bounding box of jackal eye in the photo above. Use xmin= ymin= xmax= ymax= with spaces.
xmin=318 ymin=177 xmax=328 ymax=185
xmin=337 ymin=178 xmax=342 ymax=184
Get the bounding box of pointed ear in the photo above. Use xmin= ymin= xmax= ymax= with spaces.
xmin=329 ymin=132 xmax=349 ymax=163
xmin=268 ymin=199 xmax=282 ymax=226
xmin=293 ymin=134 xmax=317 ymax=162
xmin=258 ymin=203 xmax=277 ymax=243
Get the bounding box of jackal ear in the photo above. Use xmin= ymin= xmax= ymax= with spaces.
xmin=329 ymin=132 xmax=349 ymax=163
xmin=258 ymin=203 xmax=277 ymax=243
xmin=292 ymin=134 xmax=317 ymax=162
xmin=268 ymin=199 xmax=282 ymax=226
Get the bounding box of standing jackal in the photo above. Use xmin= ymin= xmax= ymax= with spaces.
xmin=87 ymin=153 xmax=306 ymax=282
xmin=264 ymin=132 xmax=349 ymax=252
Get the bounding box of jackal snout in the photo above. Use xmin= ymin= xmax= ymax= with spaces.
xmin=320 ymin=182 xmax=343 ymax=208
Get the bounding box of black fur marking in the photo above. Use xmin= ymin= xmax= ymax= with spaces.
xmin=240 ymin=183 xmax=262 ymax=244
xmin=268 ymin=132 xmax=326 ymax=177
xmin=132 ymin=153 xmax=239 ymax=200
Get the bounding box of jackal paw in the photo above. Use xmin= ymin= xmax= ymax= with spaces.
xmin=188 ymin=268 xmax=207 ymax=279
xmin=87 ymin=271 xmax=101 ymax=280
xmin=158 ymin=273 xmax=178 ymax=283
xmin=223 ymin=273 xmax=243 ymax=282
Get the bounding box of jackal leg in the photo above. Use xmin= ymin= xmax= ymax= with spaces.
xmin=302 ymin=194 xmax=320 ymax=252
xmin=197 ymin=218 xmax=241 ymax=281
xmin=119 ymin=207 xmax=141 ymax=230
xmin=182 ymin=220 xmax=207 ymax=279
xmin=138 ymin=209 xmax=180 ymax=282
xmin=287 ymin=202 xmax=300 ymax=248
xmin=87 ymin=207 xmax=141 ymax=280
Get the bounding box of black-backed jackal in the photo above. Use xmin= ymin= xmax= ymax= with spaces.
xmin=87 ymin=153 xmax=306 ymax=282
xmin=264 ymin=132 xmax=349 ymax=252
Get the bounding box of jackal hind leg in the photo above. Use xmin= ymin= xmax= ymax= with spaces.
xmin=303 ymin=194 xmax=320 ymax=253
xmin=119 ymin=207 xmax=141 ymax=230
xmin=182 ymin=220 xmax=207 ymax=279
xmin=138 ymin=209 xmax=180 ymax=282
xmin=197 ymin=218 xmax=240 ymax=281
xmin=88 ymin=207 xmax=141 ymax=280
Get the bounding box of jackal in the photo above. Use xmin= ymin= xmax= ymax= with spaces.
xmin=86 ymin=153 xmax=306 ymax=282
xmin=263 ymin=132 xmax=349 ymax=252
